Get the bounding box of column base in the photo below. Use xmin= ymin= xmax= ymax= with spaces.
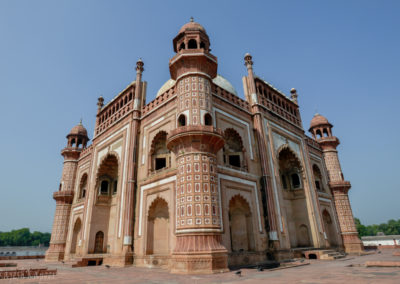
xmin=45 ymin=244 xmax=66 ymax=262
xmin=170 ymin=251 xmax=228 ymax=274
xmin=343 ymin=234 xmax=364 ymax=254
xmin=102 ymin=251 xmax=134 ymax=267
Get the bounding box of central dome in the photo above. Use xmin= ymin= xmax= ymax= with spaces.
xmin=178 ymin=18 xmax=206 ymax=34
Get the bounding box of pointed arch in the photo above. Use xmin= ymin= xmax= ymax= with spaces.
xmin=223 ymin=128 xmax=247 ymax=170
xmin=94 ymin=231 xmax=104 ymax=253
xmin=150 ymin=131 xmax=170 ymax=172
xmin=70 ymin=218 xmax=82 ymax=254
xmin=96 ymin=152 xmax=120 ymax=196
xmin=278 ymin=146 xmax=303 ymax=190
xmin=188 ymin=39 xmax=197 ymax=49
xmin=312 ymin=164 xmax=324 ymax=192
xmin=322 ymin=209 xmax=338 ymax=247
xmin=146 ymin=197 xmax=170 ymax=255
xmin=228 ymin=194 xmax=255 ymax=252
xmin=78 ymin=173 xmax=88 ymax=199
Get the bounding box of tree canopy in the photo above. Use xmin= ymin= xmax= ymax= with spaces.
xmin=0 ymin=228 xmax=50 ymax=246
xmin=355 ymin=218 xmax=400 ymax=237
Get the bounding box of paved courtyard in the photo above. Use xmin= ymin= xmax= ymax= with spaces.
xmin=1 ymin=249 xmax=400 ymax=283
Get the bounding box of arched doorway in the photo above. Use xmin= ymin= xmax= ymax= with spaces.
xmin=94 ymin=231 xmax=104 ymax=253
xmin=146 ymin=198 xmax=169 ymax=255
xmin=278 ymin=147 xmax=312 ymax=248
xmin=323 ymin=210 xmax=338 ymax=247
xmin=298 ymin=224 xmax=311 ymax=247
xmin=229 ymin=195 xmax=255 ymax=252
xmin=70 ymin=218 xmax=81 ymax=254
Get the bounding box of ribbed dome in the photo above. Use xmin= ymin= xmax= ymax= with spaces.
xmin=69 ymin=121 xmax=88 ymax=137
xmin=310 ymin=113 xmax=331 ymax=129
xmin=179 ymin=19 xmax=206 ymax=34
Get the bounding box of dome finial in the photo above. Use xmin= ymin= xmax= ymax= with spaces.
xmin=190 ymin=16 xmax=194 ymax=22
xmin=79 ymin=118 xmax=82 ymax=125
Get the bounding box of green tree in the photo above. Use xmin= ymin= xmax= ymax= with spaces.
xmin=0 ymin=229 xmax=51 ymax=246
xmin=356 ymin=218 xmax=400 ymax=236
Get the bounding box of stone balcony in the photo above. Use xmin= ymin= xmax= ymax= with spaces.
xmin=53 ymin=190 xmax=74 ymax=204
xmin=167 ymin=125 xmax=225 ymax=154
xmin=329 ymin=180 xmax=351 ymax=193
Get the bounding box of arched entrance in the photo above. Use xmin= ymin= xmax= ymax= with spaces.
xmin=70 ymin=218 xmax=81 ymax=254
xmin=146 ymin=198 xmax=169 ymax=255
xmin=94 ymin=231 xmax=104 ymax=253
xmin=89 ymin=153 xmax=119 ymax=254
xmin=278 ymin=147 xmax=312 ymax=248
xmin=323 ymin=210 xmax=338 ymax=247
xmin=229 ymin=195 xmax=255 ymax=252
xmin=298 ymin=224 xmax=311 ymax=247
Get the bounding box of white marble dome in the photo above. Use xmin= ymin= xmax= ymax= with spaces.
xmin=156 ymin=78 xmax=176 ymax=97
xmin=212 ymin=74 xmax=238 ymax=96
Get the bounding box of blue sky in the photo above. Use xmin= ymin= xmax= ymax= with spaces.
xmin=0 ymin=0 xmax=399 ymax=232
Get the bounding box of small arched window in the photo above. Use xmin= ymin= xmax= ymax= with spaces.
xmin=323 ymin=128 xmax=329 ymax=137
xmin=179 ymin=42 xmax=185 ymax=51
xmin=100 ymin=180 xmax=109 ymax=195
xmin=79 ymin=174 xmax=88 ymax=199
xmin=316 ymin=129 xmax=322 ymax=139
xmin=188 ymin=39 xmax=197 ymax=49
xmin=71 ymin=138 xmax=76 ymax=147
xmin=281 ymin=175 xmax=288 ymax=189
xmin=200 ymin=41 xmax=205 ymax=49
xmin=291 ymin=173 xmax=301 ymax=189
xmin=178 ymin=114 xmax=186 ymax=126
xmin=204 ymin=113 xmax=212 ymax=126
xmin=224 ymin=128 xmax=246 ymax=170
xmin=112 ymin=180 xmax=118 ymax=195
xmin=150 ymin=131 xmax=171 ymax=172
xmin=313 ymin=165 xmax=324 ymax=192
xmin=278 ymin=147 xmax=303 ymax=191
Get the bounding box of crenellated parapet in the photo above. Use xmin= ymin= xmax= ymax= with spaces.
xmin=95 ymin=84 xmax=136 ymax=136
xmin=254 ymin=78 xmax=302 ymax=127
xmin=213 ymin=84 xmax=251 ymax=112
xmin=141 ymin=86 xmax=176 ymax=116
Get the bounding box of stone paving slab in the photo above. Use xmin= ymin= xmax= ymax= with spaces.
xmin=0 ymin=249 xmax=399 ymax=283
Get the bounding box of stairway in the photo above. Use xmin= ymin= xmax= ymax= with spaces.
xmin=303 ymin=249 xmax=346 ymax=260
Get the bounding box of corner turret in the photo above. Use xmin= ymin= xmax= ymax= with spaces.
xmin=309 ymin=114 xmax=363 ymax=253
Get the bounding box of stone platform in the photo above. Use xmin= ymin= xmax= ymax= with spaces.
xmin=1 ymin=249 xmax=399 ymax=283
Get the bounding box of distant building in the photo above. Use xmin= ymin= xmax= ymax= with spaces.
xmin=362 ymin=235 xmax=400 ymax=248
xmin=45 ymin=19 xmax=363 ymax=273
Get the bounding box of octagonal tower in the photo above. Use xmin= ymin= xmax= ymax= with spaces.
xmin=167 ymin=18 xmax=228 ymax=274
xmin=309 ymin=114 xmax=363 ymax=253
xmin=46 ymin=121 xmax=89 ymax=261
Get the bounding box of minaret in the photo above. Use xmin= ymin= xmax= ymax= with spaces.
xmin=45 ymin=122 xmax=89 ymax=261
xmin=244 ymin=53 xmax=280 ymax=248
xmin=167 ymin=18 xmax=228 ymax=274
xmin=309 ymin=114 xmax=363 ymax=253
xmin=122 ymin=59 xmax=144 ymax=262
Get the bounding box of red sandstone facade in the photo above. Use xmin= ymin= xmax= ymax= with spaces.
xmin=45 ymin=19 xmax=363 ymax=273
